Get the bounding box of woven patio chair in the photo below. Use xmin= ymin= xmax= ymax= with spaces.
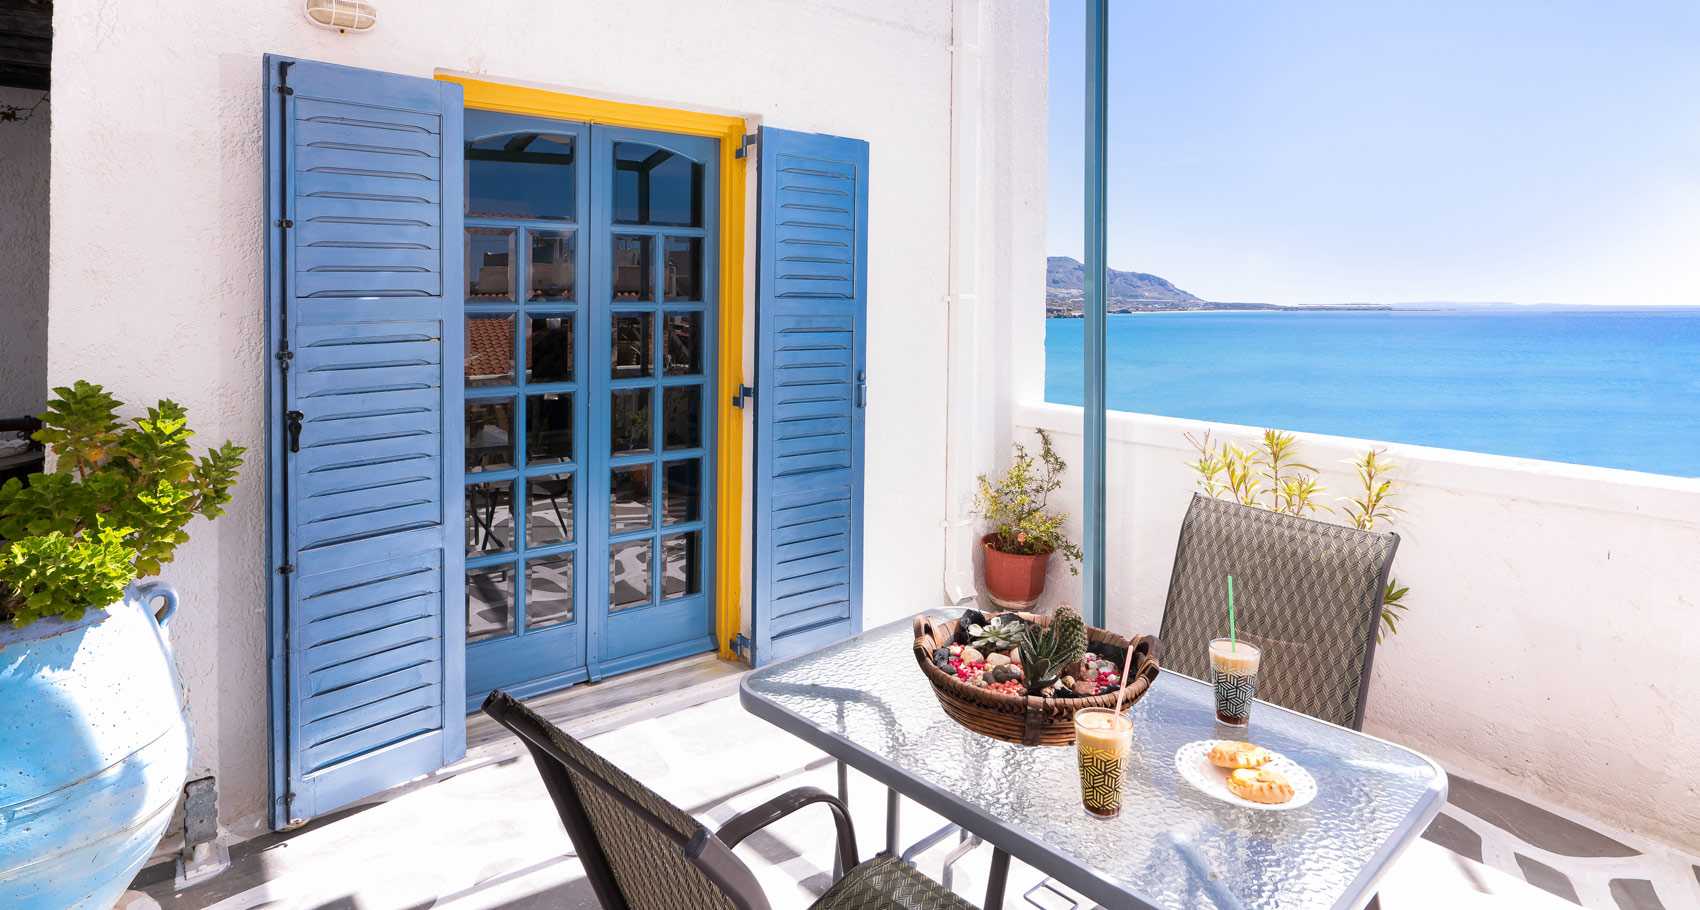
xmin=1158 ymin=493 xmax=1400 ymax=730
xmin=482 ymin=690 xmax=979 ymax=910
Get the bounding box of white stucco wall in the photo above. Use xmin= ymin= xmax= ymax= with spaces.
xmin=46 ymin=0 xmax=1045 ymax=831
xmin=1014 ymin=402 xmax=1700 ymax=854
xmin=0 ymin=87 xmax=49 ymax=419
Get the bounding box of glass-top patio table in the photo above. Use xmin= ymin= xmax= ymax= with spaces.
xmin=740 ymin=609 xmax=1448 ymax=910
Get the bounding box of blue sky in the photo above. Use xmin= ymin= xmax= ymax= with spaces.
xmin=1047 ymin=1 xmax=1700 ymax=305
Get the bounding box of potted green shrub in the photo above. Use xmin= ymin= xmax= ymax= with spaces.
xmin=975 ymin=429 xmax=1084 ymax=609
xmin=0 ymin=382 xmax=243 ymax=910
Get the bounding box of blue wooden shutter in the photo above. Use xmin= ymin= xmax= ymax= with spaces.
xmin=263 ymin=55 xmax=465 ymax=829
xmin=750 ymin=128 xmax=869 ymax=667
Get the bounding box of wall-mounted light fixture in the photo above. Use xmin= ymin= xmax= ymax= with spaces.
xmin=305 ymin=0 xmax=377 ymax=34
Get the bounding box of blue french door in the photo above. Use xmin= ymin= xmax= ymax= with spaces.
xmin=462 ymin=114 xmax=717 ymax=705
xmin=460 ymin=110 xmax=592 ymax=707
xmin=590 ymin=126 xmax=720 ymax=677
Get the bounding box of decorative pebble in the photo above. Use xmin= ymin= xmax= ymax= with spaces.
xmin=960 ymin=647 xmax=985 ymax=664
xmin=1061 ymin=675 xmax=1074 ymax=687
xmin=986 ymin=652 xmax=1010 ymax=668
xmin=1083 ymin=667 xmax=1100 ymax=681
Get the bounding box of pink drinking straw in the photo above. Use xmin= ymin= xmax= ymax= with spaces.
xmin=1114 ymin=636 xmax=1138 ymax=713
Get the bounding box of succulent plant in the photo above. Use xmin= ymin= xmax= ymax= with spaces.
xmin=966 ymin=614 xmax=1026 ymax=653
xmin=1018 ymin=604 xmax=1088 ymax=695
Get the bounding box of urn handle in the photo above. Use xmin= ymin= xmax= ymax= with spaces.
xmin=134 ymin=581 xmax=180 ymax=629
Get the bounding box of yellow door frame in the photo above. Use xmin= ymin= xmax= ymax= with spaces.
xmin=439 ymin=75 xmax=746 ymax=661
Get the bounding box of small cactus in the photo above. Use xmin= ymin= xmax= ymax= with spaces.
xmin=1019 ymin=604 xmax=1089 ymax=695
xmin=1050 ymin=604 xmax=1087 ymax=665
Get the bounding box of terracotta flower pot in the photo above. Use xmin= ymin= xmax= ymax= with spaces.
xmin=980 ymin=533 xmax=1053 ymax=609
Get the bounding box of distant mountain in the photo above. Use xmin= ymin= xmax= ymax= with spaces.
xmin=1046 ymin=256 xmax=1297 ymax=314
xmin=1046 ymin=256 xmax=1203 ymax=305
xmin=1043 ymin=256 xmax=1394 ymax=314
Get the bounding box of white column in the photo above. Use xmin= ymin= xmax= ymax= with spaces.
xmin=942 ymin=0 xmax=988 ymax=603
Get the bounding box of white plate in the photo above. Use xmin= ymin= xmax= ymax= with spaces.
xmin=1174 ymin=740 xmax=1318 ymax=811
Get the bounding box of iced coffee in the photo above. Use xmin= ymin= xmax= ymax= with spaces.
xmin=1074 ymin=708 xmax=1134 ymax=818
xmin=1209 ymin=638 xmax=1261 ymax=726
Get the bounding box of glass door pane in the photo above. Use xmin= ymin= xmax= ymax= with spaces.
xmin=461 ymin=110 xmax=591 ymax=708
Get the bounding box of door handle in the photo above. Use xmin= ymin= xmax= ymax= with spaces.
xmin=285 ymin=410 xmax=305 ymax=453
xmin=855 ymin=371 xmax=867 ymax=409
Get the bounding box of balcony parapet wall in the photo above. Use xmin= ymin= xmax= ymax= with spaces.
xmin=1013 ymin=401 xmax=1700 ymax=855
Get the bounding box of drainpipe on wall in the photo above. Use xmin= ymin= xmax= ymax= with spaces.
xmin=942 ymin=0 xmax=986 ymax=604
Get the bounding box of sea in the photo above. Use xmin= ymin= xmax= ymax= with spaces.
xmin=1044 ymin=309 xmax=1700 ymax=478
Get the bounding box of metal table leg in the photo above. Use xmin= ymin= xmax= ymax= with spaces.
xmin=985 ymin=848 xmax=1011 ymax=910
xmin=885 ymin=787 xmax=901 ymax=856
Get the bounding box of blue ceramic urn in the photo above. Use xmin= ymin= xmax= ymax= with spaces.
xmin=0 ymin=582 xmax=192 ymax=909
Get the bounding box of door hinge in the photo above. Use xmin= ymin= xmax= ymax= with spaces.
xmin=274 ymin=85 xmax=294 ymax=96
xmin=729 ymin=633 xmax=753 ymax=658
xmin=275 ymin=341 xmax=293 ymax=372
xmin=855 ymin=370 xmax=867 ymax=408
xmin=281 ymin=792 xmax=307 ymax=830
xmin=734 ymin=133 xmax=758 ymax=159
xmin=733 ymin=385 xmax=754 ymax=409
xmin=276 ymin=564 xmax=295 ymax=576
xmin=274 ymin=218 xmax=294 ymax=229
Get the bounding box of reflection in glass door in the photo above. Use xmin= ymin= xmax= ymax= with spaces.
xmin=461 ymin=112 xmax=717 ymax=705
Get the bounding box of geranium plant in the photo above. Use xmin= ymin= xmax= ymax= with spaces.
xmin=0 ymin=381 xmax=245 ymax=627
xmin=974 ymin=429 xmax=1084 ymax=573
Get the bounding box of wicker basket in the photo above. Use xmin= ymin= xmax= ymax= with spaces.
xmin=912 ymin=612 xmax=1161 ymax=746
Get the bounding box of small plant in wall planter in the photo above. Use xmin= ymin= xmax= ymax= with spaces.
xmin=974 ymin=429 xmax=1084 ymax=609
xmin=0 ymin=381 xmax=244 ymax=909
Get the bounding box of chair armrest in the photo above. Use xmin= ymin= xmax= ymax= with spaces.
xmin=716 ymin=785 xmax=859 ymax=876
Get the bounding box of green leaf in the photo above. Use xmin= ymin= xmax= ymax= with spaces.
xmin=974 ymin=429 xmax=1081 ymax=568
xmin=0 ymin=384 xmax=245 ymax=626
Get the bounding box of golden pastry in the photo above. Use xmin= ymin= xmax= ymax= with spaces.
xmin=1207 ymin=741 xmax=1272 ymax=769
xmin=1226 ymin=768 xmax=1294 ymax=804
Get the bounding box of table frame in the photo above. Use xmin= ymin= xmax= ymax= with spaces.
xmin=739 ymin=612 xmax=1448 ymax=910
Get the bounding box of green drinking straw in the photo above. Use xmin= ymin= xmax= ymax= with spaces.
xmin=1228 ymin=575 xmax=1237 ymax=651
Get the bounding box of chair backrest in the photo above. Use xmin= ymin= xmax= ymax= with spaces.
xmin=1158 ymin=494 xmax=1399 ymax=729
xmin=482 ymin=691 xmax=768 ymax=910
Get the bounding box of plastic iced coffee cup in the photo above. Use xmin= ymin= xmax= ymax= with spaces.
xmin=1074 ymin=707 xmax=1134 ymax=818
xmin=1210 ymin=638 xmax=1261 ymax=726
